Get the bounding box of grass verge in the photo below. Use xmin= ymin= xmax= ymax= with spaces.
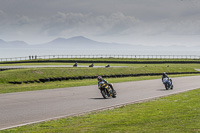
xmin=0 ymin=74 xmax=199 ymax=94
xmin=2 ymin=88 xmax=200 ymax=133
xmin=0 ymin=64 xmax=198 ymax=83
xmin=0 ymin=62 xmax=200 ymax=93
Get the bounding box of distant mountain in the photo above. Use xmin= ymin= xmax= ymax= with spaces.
xmin=0 ymin=39 xmax=29 ymax=48
xmin=0 ymin=36 xmax=200 ymax=51
xmin=42 ymin=36 xmax=100 ymax=48
xmin=63 ymin=36 xmax=98 ymax=44
xmin=33 ymin=36 xmax=137 ymax=49
xmin=0 ymin=39 xmax=5 ymax=43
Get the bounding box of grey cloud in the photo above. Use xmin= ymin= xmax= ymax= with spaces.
xmin=13 ymin=15 xmax=32 ymax=26
xmin=0 ymin=10 xmax=6 ymax=23
xmin=0 ymin=0 xmax=200 ymax=45
xmin=0 ymin=10 xmax=5 ymax=16
xmin=135 ymin=18 xmax=200 ymax=36
xmin=41 ymin=12 xmax=140 ymax=36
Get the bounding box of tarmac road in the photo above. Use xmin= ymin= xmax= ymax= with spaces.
xmin=0 ymin=65 xmax=126 ymax=68
xmin=0 ymin=75 xmax=200 ymax=130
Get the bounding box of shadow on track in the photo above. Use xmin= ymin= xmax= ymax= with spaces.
xmin=89 ymin=98 xmax=105 ymax=100
xmin=157 ymin=89 xmax=168 ymax=91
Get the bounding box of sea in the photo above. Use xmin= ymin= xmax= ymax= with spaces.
xmin=0 ymin=48 xmax=200 ymax=60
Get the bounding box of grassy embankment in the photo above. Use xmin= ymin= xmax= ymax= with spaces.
xmin=0 ymin=61 xmax=200 ymax=93
xmin=0 ymin=57 xmax=200 ymax=94
xmin=2 ymin=88 xmax=200 ymax=133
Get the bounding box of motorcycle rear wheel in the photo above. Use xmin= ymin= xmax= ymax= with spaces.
xmin=112 ymin=90 xmax=117 ymax=98
xmin=101 ymin=89 xmax=110 ymax=99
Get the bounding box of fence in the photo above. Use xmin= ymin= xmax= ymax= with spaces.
xmin=0 ymin=55 xmax=200 ymax=62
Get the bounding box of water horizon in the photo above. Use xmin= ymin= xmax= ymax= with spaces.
xmin=1 ymin=48 xmax=200 ymax=59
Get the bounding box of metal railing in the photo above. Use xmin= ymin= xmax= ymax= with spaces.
xmin=0 ymin=55 xmax=200 ymax=62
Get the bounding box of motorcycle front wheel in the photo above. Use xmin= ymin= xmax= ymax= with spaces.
xmin=171 ymin=84 xmax=173 ymax=90
xmin=165 ymin=84 xmax=169 ymax=90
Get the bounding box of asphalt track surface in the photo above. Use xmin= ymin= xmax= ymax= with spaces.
xmin=1 ymin=75 xmax=200 ymax=130
xmin=0 ymin=65 xmax=126 ymax=69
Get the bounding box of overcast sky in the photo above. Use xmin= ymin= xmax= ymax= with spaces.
xmin=0 ymin=0 xmax=200 ymax=46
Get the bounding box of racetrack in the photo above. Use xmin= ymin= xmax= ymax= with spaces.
xmin=0 ymin=75 xmax=200 ymax=130
xmin=0 ymin=65 xmax=126 ymax=69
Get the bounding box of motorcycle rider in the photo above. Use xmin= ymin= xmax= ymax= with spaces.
xmin=89 ymin=63 xmax=94 ymax=67
xmin=162 ymin=72 xmax=172 ymax=85
xmin=97 ymin=75 xmax=115 ymax=93
xmin=162 ymin=72 xmax=169 ymax=81
xmin=162 ymin=72 xmax=173 ymax=89
xmin=73 ymin=62 xmax=78 ymax=67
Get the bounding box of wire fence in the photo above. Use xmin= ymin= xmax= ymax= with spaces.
xmin=0 ymin=55 xmax=200 ymax=62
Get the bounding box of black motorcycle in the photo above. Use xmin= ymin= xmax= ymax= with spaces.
xmin=89 ymin=63 xmax=94 ymax=67
xmin=99 ymin=82 xmax=116 ymax=99
xmin=73 ymin=62 xmax=78 ymax=67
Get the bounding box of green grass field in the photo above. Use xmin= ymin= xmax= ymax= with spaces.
xmin=0 ymin=64 xmax=197 ymax=82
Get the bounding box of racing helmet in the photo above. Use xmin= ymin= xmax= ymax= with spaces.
xmin=163 ymin=72 xmax=166 ymax=76
xmin=97 ymin=76 xmax=102 ymax=81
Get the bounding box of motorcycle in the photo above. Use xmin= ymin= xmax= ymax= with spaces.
xmin=89 ymin=63 xmax=94 ymax=67
xmin=105 ymin=64 xmax=110 ymax=68
xmin=162 ymin=78 xmax=173 ymax=90
xmin=73 ymin=62 xmax=78 ymax=67
xmin=99 ymin=82 xmax=116 ymax=99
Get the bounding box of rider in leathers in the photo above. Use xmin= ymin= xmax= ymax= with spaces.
xmin=97 ymin=76 xmax=115 ymax=93
xmin=162 ymin=72 xmax=169 ymax=81
xmin=162 ymin=72 xmax=171 ymax=84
